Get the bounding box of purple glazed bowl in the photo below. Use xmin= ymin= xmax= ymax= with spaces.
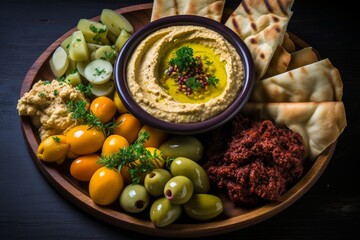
xmin=114 ymin=15 xmax=254 ymax=135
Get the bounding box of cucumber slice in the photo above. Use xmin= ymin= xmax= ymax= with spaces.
xmin=100 ymin=9 xmax=134 ymax=36
xmin=76 ymin=61 xmax=88 ymax=77
xmin=49 ymin=46 xmax=69 ymax=77
xmin=91 ymin=79 xmax=115 ymax=97
xmin=84 ymin=59 xmax=113 ymax=84
xmin=115 ymin=29 xmax=131 ymax=51
xmin=65 ymin=70 xmax=82 ymax=86
xmin=69 ymin=30 xmax=89 ymax=62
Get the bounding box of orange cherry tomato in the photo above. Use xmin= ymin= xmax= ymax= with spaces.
xmin=101 ymin=134 xmax=129 ymax=157
xmin=89 ymin=166 xmax=124 ymax=205
xmin=113 ymin=113 xmax=141 ymax=144
xmin=66 ymin=125 xmax=105 ymax=155
xmin=139 ymin=125 xmax=168 ymax=148
xmin=70 ymin=154 xmax=102 ymax=181
xmin=90 ymin=96 xmax=117 ymax=123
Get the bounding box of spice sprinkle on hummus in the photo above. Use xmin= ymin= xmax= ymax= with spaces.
xmin=126 ymin=25 xmax=244 ymax=123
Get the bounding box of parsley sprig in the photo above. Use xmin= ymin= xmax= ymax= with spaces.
xmin=98 ymin=131 xmax=163 ymax=184
xmin=66 ymin=99 xmax=118 ymax=136
xmin=169 ymin=46 xmax=197 ymax=72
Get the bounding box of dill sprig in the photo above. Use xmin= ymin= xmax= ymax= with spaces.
xmin=75 ymin=83 xmax=93 ymax=98
xmin=98 ymin=131 xmax=160 ymax=184
xmin=66 ymin=99 xmax=118 ymax=136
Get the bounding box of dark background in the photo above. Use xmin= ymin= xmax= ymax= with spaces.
xmin=1 ymin=0 xmax=359 ymax=239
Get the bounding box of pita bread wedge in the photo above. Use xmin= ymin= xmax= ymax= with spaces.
xmin=263 ymin=45 xmax=291 ymax=78
xmin=151 ymin=0 xmax=225 ymax=22
xmin=250 ymin=59 xmax=343 ymax=102
xmin=225 ymin=0 xmax=295 ymax=80
xmin=242 ymin=101 xmax=347 ymax=160
xmin=288 ymin=47 xmax=319 ymax=70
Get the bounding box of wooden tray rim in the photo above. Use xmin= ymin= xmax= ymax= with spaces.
xmin=19 ymin=3 xmax=336 ymax=238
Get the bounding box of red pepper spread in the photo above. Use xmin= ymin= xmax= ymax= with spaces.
xmin=202 ymin=115 xmax=305 ymax=207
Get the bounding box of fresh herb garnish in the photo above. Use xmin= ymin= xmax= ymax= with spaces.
xmin=52 ymin=136 xmax=61 ymax=143
xmin=164 ymin=46 xmax=219 ymax=96
xmin=75 ymin=83 xmax=93 ymax=98
xmin=169 ymin=46 xmax=197 ymax=72
xmin=207 ymin=76 xmax=219 ymax=87
xmin=53 ymin=89 xmax=58 ymax=96
xmin=94 ymin=67 xmax=106 ymax=76
xmin=42 ymin=80 xmax=51 ymax=85
xmin=67 ymin=99 xmax=118 ymax=136
xmin=89 ymin=24 xmax=106 ymax=43
xmin=38 ymin=92 xmax=45 ymax=97
xmin=98 ymin=131 xmax=164 ymax=184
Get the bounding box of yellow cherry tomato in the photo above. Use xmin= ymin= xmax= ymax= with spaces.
xmin=66 ymin=125 xmax=105 ymax=155
xmin=113 ymin=91 xmax=128 ymax=114
xmin=90 ymin=96 xmax=117 ymax=123
xmin=37 ymin=135 xmax=69 ymax=164
xmin=113 ymin=113 xmax=141 ymax=144
xmin=146 ymin=147 xmax=165 ymax=168
xmin=89 ymin=167 xmax=124 ymax=205
xmin=70 ymin=154 xmax=102 ymax=181
xmin=139 ymin=125 xmax=168 ymax=148
xmin=101 ymin=134 xmax=129 ymax=157
xmin=120 ymin=148 xmax=164 ymax=185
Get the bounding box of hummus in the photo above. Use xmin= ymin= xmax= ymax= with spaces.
xmin=126 ymin=25 xmax=244 ymax=123
xmin=17 ymin=80 xmax=86 ymax=140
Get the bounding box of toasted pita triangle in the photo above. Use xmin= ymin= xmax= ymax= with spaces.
xmin=250 ymin=59 xmax=343 ymax=102
xmin=151 ymin=0 xmax=225 ymax=22
xmin=242 ymin=101 xmax=347 ymax=160
xmin=225 ymin=0 xmax=294 ymax=80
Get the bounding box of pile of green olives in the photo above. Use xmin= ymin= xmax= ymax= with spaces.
xmin=118 ymin=136 xmax=224 ymax=228
xmin=147 ymin=157 xmax=223 ymax=227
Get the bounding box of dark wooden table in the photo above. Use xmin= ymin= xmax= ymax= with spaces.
xmin=1 ymin=0 xmax=359 ymax=239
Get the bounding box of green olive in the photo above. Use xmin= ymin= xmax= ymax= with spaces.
xmin=164 ymin=176 xmax=194 ymax=205
xmin=159 ymin=136 xmax=203 ymax=162
xmin=119 ymin=184 xmax=150 ymax=213
xmin=170 ymin=157 xmax=210 ymax=194
xmin=150 ymin=197 xmax=182 ymax=228
xmin=183 ymin=194 xmax=223 ymax=220
xmin=144 ymin=169 xmax=172 ymax=197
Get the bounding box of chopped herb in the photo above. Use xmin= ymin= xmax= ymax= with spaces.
xmin=38 ymin=92 xmax=45 ymax=97
xmin=205 ymin=60 xmax=213 ymax=65
xmin=89 ymin=24 xmax=107 ymax=43
xmin=101 ymin=50 xmax=116 ymax=61
xmin=52 ymin=136 xmax=61 ymax=143
xmin=42 ymin=80 xmax=51 ymax=85
xmin=186 ymin=76 xmax=202 ymax=91
xmin=70 ymin=68 xmax=78 ymax=74
xmin=94 ymin=67 xmax=106 ymax=76
xmin=76 ymin=38 xmax=81 ymax=42
xmin=57 ymin=75 xmax=66 ymax=82
xmin=75 ymin=83 xmax=93 ymax=98
xmin=53 ymin=89 xmax=58 ymax=96
xmin=208 ymin=76 xmax=219 ymax=87
xmin=89 ymin=24 xmax=106 ymax=34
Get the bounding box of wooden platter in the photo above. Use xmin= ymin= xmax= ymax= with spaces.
xmin=19 ymin=3 xmax=336 ymax=238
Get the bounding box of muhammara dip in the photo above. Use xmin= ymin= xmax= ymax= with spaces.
xmin=126 ymin=25 xmax=244 ymax=123
xmin=17 ymin=80 xmax=86 ymax=140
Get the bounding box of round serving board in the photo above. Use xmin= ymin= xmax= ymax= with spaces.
xmin=19 ymin=3 xmax=336 ymax=238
